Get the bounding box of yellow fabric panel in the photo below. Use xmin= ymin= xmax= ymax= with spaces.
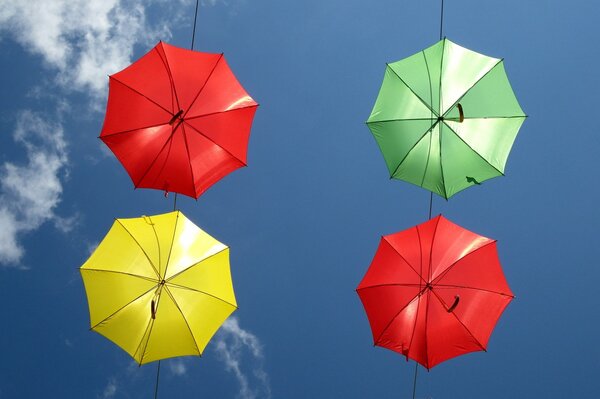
xmin=81 ymin=269 xmax=157 ymax=327
xmin=164 ymin=213 xmax=227 ymax=280
xmin=81 ymin=221 xmax=158 ymax=279
xmin=138 ymin=288 xmax=200 ymax=364
xmin=168 ymin=285 xmax=237 ymax=354
xmin=167 ymin=248 xmax=237 ymax=307
xmin=118 ymin=212 xmax=178 ymax=278
xmin=93 ymin=289 xmax=156 ymax=364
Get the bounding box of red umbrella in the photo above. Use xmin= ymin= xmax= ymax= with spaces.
xmin=100 ymin=41 xmax=258 ymax=199
xmin=356 ymin=215 xmax=514 ymax=369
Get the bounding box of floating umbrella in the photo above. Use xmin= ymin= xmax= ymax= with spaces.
xmin=80 ymin=211 xmax=237 ymax=364
xmin=100 ymin=41 xmax=258 ymax=199
xmin=367 ymin=38 xmax=526 ymax=199
xmin=356 ymin=215 xmax=513 ymax=369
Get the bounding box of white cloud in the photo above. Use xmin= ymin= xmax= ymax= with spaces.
xmin=168 ymin=359 xmax=188 ymax=376
xmin=0 ymin=111 xmax=68 ymax=265
xmin=0 ymin=0 xmax=167 ymax=98
xmin=99 ymin=378 xmax=118 ymax=399
xmin=214 ymin=317 xmax=271 ymax=399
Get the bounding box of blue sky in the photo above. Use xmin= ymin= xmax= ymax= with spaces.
xmin=0 ymin=0 xmax=598 ymax=397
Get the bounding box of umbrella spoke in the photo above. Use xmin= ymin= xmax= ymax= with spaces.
xmin=116 ymin=220 xmax=161 ymax=278
xmin=387 ymin=65 xmax=439 ymax=117
xmin=182 ymin=54 xmax=224 ymax=120
xmin=110 ymin=76 xmax=173 ymax=116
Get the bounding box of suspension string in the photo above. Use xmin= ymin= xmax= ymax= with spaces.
xmin=191 ymin=0 xmax=200 ymax=50
xmin=154 ymin=360 xmax=161 ymax=399
xmin=440 ymin=0 xmax=445 ymax=40
xmin=173 ymin=193 xmax=178 ymax=211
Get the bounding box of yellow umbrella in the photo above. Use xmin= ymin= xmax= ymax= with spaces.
xmin=80 ymin=211 xmax=237 ymax=365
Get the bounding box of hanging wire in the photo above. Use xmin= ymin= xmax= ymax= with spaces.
xmin=191 ymin=0 xmax=200 ymax=50
xmin=440 ymin=0 xmax=445 ymax=40
xmin=154 ymin=360 xmax=161 ymax=399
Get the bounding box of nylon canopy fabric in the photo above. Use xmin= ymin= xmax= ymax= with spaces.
xmin=80 ymin=211 xmax=237 ymax=365
xmin=356 ymin=215 xmax=514 ymax=369
xmin=100 ymin=41 xmax=258 ymax=199
xmin=367 ymin=38 xmax=526 ymax=199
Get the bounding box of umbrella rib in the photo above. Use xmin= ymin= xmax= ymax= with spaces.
xmin=374 ymin=294 xmax=421 ymax=346
xmin=148 ymin=219 xmax=163 ymax=279
xmin=386 ymin=64 xmax=439 ymax=117
xmin=163 ymin=286 xmax=202 ymax=356
xmin=81 ymin=268 xmax=158 ymax=284
xmin=132 ymin=126 xmax=178 ymax=191
xmin=180 ymin=124 xmax=199 ymax=197
xmin=439 ymin=124 xmax=449 ymax=199
xmin=165 ymin=247 xmax=229 ymax=282
xmin=89 ymin=285 xmax=157 ymax=331
xmin=161 ymin=212 xmax=180 ymax=281
xmin=116 ymin=220 xmax=161 ymax=279
xmin=356 ymin=283 xmax=423 ymax=291
xmin=433 ymin=284 xmax=514 ymax=298
xmin=441 ymin=59 xmax=503 ymax=117
xmin=134 ymin=298 xmax=159 ymax=365
xmin=166 ymin=282 xmax=238 ymax=309
xmin=99 ymin=122 xmax=169 ymax=138
xmin=183 ymin=121 xmax=247 ymax=166
xmin=366 ymin=118 xmax=435 ymax=124
xmin=389 ymin=122 xmax=438 ymax=180
xmin=382 ymin=237 xmax=428 ymax=285
xmin=430 ymin=289 xmax=486 ymax=351
xmin=110 ymin=76 xmax=173 ymax=115
xmin=443 ymin=122 xmax=505 ymax=176
xmin=431 ymin=240 xmax=497 ymax=285
xmin=450 ymin=115 xmax=527 ymax=121
xmin=184 ymin=104 xmax=258 ymax=122
xmin=155 ymin=44 xmax=182 ymax=113
xmin=182 ymin=54 xmax=224 ymax=120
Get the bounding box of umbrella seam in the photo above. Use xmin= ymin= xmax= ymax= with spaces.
xmin=366 ymin=118 xmax=436 ymax=124
xmin=381 ymin=237 xmax=428 ymax=285
xmin=180 ymin=124 xmax=200 ymax=198
xmin=182 ymin=54 xmax=224 ymax=120
xmin=431 ymin=240 xmax=498 ymax=285
xmin=166 ymin=282 xmax=237 ymax=309
xmin=443 ymin=119 xmax=516 ymax=174
xmin=163 ymin=286 xmax=202 ymax=356
xmin=184 ymin=103 xmax=258 ymax=122
xmin=116 ymin=220 xmax=161 ymax=278
xmin=389 ymin=123 xmax=438 ymax=183
xmin=148 ymin=218 xmax=163 ymax=279
xmin=441 ymin=59 xmax=503 ymax=117
xmin=430 ymin=289 xmax=486 ymax=352
xmin=419 ymin=48 xmax=436 ymax=193
xmin=135 ymin=299 xmax=159 ymax=365
xmin=183 ymin=121 xmax=248 ymax=166
xmin=132 ymin=126 xmax=179 ymax=193
xmin=81 ymin=268 xmax=158 ymax=284
xmin=109 ymin=77 xmax=173 ymax=116
xmin=155 ymin=44 xmax=182 ymax=114
xmin=89 ymin=285 xmax=157 ymax=331
xmin=386 ymin=65 xmax=439 ymax=118
xmin=165 ymin=246 xmax=229 ymax=282
xmin=161 ymin=212 xmax=180 ymax=281
xmin=357 ymin=283 xmax=423 ymax=291
xmin=100 ymin=122 xmax=170 ymax=138
xmin=433 ymin=284 xmax=514 ymax=298
xmin=374 ymin=294 xmax=421 ymax=347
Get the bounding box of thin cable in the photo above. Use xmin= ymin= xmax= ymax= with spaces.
xmin=173 ymin=193 xmax=178 ymax=211
xmin=191 ymin=0 xmax=200 ymax=50
xmin=154 ymin=360 xmax=161 ymax=399
xmin=439 ymin=0 xmax=444 ymax=40
xmin=428 ymin=192 xmax=433 ymax=219
xmin=412 ymin=362 xmax=419 ymax=399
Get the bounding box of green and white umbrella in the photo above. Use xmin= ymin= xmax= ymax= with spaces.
xmin=367 ymin=38 xmax=526 ymax=199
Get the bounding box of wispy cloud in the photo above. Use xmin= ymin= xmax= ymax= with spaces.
xmin=214 ymin=317 xmax=271 ymax=399
xmin=99 ymin=378 xmax=118 ymax=399
xmin=0 ymin=111 xmax=68 ymax=266
xmin=168 ymin=358 xmax=188 ymax=376
xmin=0 ymin=0 xmax=167 ymax=98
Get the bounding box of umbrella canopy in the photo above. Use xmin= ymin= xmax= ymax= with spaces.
xmin=367 ymin=38 xmax=526 ymax=199
xmin=356 ymin=215 xmax=514 ymax=369
xmin=100 ymin=41 xmax=258 ymax=199
xmin=80 ymin=211 xmax=237 ymax=364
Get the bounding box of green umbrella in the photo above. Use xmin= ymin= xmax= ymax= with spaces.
xmin=367 ymin=38 xmax=526 ymax=199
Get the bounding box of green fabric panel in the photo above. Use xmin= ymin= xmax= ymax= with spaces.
xmin=445 ymin=117 xmax=525 ymax=172
xmin=440 ymin=40 xmax=500 ymax=114
xmin=368 ymin=119 xmax=436 ymax=176
xmin=393 ymin=124 xmax=445 ymax=198
xmin=444 ymin=62 xmax=526 ymax=119
xmin=440 ymin=123 xmax=503 ymax=198
xmin=388 ymin=40 xmax=444 ymax=115
xmin=367 ymin=66 xmax=433 ymax=123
